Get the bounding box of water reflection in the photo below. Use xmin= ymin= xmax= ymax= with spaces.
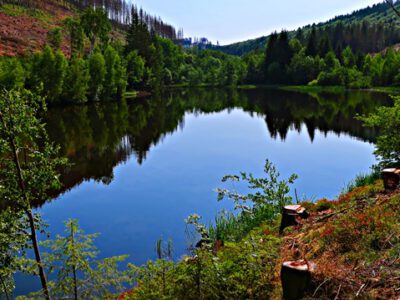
xmin=43 ymin=88 xmax=390 ymax=204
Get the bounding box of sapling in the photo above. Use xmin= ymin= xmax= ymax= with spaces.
xmin=0 ymin=89 xmax=66 ymax=300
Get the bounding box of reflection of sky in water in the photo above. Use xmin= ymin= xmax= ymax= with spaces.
xmin=18 ymin=108 xmax=375 ymax=295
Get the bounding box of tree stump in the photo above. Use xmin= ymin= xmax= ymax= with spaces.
xmin=281 ymin=260 xmax=315 ymax=300
xmin=279 ymin=205 xmax=309 ymax=234
xmin=382 ymin=168 xmax=400 ymax=191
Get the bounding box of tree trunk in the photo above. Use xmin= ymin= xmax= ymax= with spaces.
xmin=279 ymin=205 xmax=308 ymax=234
xmin=0 ymin=275 xmax=10 ymax=300
xmin=0 ymin=111 xmax=51 ymax=300
xmin=71 ymin=223 xmax=78 ymax=300
xmin=382 ymin=168 xmax=400 ymax=191
xmin=281 ymin=260 xmax=314 ymax=300
xmin=25 ymin=207 xmax=51 ymax=300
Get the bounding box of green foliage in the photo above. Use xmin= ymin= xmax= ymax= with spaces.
xmin=29 ymin=45 xmax=67 ymax=104
xmin=62 ymin=57 xmax=90 ymax=104
xmin=0 ymin=57 xmax=25 ymax=90
xmin=88 ymin=51 xmax=106 ymax=101
xmin=26 ymin=219 xmax=131 ymax=299
xmin=0 ymin=208 xmax=30 ymax=299
xmin=212 ymin=160 xmax=298 ymax=242
xmin=360 ymin=97 xmax=400 ymax=166
xmin=343 ymin=168 xmax=381 ymax=194
xmin=47 ymin=27 xmax=63 ymax=50
xmin=288 ymin=50 xmax=321 ymax=85
xmin=128 ymin=225 xmax=281 ymax=300
xmin=80 ymin=8 xmax=111 ymax=53
xmin=126 ymin=51 xmax=145 ymax=88
xmin=102 ymin=45 xmax=126 ymax=100
xmin=0 ymin=89 xmax=66 ymax=299
xmin=0 ymin=89 xmax=65 ymax=207
xmin=64 ymin=17 xmax=85 ymax=57
xmin=305 ymin=27 xmax=318 ymax=57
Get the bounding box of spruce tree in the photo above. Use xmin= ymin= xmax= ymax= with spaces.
xmin=318 ymin=33 xmax=332 ymax=57
xmin=305 ymin=26 xmax=318 ymax=57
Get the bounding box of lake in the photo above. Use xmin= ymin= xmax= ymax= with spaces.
xmin=16 ymin=88 xmax=391 ymax=295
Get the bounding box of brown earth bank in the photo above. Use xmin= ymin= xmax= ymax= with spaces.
xmin=278 ymin=182 xmax=400 ymax=299
xmin=0 ymin=1 xmax=73 ymax=56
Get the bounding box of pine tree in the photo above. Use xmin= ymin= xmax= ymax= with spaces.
xmin=318 ymin=33 xmax=332 ymax=57
xmin=305 ymin=26 xmax=318 ymax=57
xmin=65 ymin=18 xmax=84 ymax=57
xmin=80 ymin=8 xmax=112 ymax=55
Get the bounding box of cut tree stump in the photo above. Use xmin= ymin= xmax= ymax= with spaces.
xmin=281 ymin=259 xmax=315 ymax=300
xmin=382 ymin=168 xmax=400 ymax=191
xmin=279 ymin=205 xmax=309 ymax=234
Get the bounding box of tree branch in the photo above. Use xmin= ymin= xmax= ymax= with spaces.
xmin=385 ymin=0 xmax=400 ymax=18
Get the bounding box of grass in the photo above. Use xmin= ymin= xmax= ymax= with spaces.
xmin=280 ymin=85 xmax=346 ymax=93
xmin=0 ymin=4 xmax=54 ymax=26
xmin=209 ymin=205 xmax=278 ymax=243
xmin=369 ymin=86 xmax=400 ymax=95
xmin=342 ymin=168 xmax=381 ymax=194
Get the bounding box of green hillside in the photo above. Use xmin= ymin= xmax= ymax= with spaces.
xmin=214 ymin=1 xmax=400 ymax=56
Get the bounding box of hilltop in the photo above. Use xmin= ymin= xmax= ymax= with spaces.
xmin=214 ymin=1 xmax=400 ymax=56
xmin=0 ymin=1 xmax=73 ymax=56
xmin=0 ymin=0 xmax=180 ymax=57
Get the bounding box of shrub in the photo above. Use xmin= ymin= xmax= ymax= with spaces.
xmin=359 ymin=97 xmax=400 ymax=167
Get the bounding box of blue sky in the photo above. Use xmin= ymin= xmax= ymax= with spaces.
xmin=132 ymin=0 xmax=384 ymax=45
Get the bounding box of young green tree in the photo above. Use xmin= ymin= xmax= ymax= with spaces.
xmin=80 ymin=8 xmax=111 ymax=54
xmin=125 ymin=8 xmax=152 ymax=60
xmin=102 ymin=45 xmax=119 ymax=100
xmin=47 ymin=27 xmax=63 ymax=51
xmin=0 ymin=89 xmax=66 ymax=300
xmin=0 ymin=208 xmax=30 ymax=299
xmin=0 ymin=57 xmax=25 ymax=90
xmin=30 ymin=46 xmax=68 ymax=104
xmin=360 ymin=97 xmax=400 ymax=167
xmin=125 ymin=51 xmax=144 ymax=90
xmin=342 ymin=46 xmax=356 ymax=68
xmin=64 ymin=18 xmax=84 ymax=57
xmin=102 ymin=45 xmax=126 ymax=100
xmin=62 ymin=57 xmax=90 ymax=104
xmin=38 ymin=219 xmax=130 ymax=299
xmin=88 ymin=52 xmax=106 ymax=101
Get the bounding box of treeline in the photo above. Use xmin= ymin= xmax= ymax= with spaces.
xmin=216 ymin=1 xmax=400 ymax=56
xmin=327 ymin=1 xmax=400 ymax=24
xmin=298 ymin=21 xmax=400 ymax=56
xmin=242 ymin=28 xmax=400 ymax=88
xmin=1 ymin=0 xmax=181 ymax=40
xmin=0 ymin=6 xmax=246 ymax=105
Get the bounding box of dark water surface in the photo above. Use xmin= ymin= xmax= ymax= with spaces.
xmin=16 ymin=88 xmax=391 ymax=294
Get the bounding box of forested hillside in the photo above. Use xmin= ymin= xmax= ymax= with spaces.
xmin=0 ymin=0 xmax=181 ymax=56
xmin=215 ymin=1 xmax=400 ymax=56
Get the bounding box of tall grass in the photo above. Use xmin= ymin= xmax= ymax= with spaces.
xmin=209 ymin=205 xmax=276 ymax=242
xmin=342 ymin=168 xmax=381 ymax=194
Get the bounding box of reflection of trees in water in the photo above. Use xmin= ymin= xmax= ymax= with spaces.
xmin=42 ymin=88 xmax=391 ymax=205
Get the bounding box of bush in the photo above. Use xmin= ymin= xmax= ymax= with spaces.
xmin=359 ymin=97 xmax=400 ymax=167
